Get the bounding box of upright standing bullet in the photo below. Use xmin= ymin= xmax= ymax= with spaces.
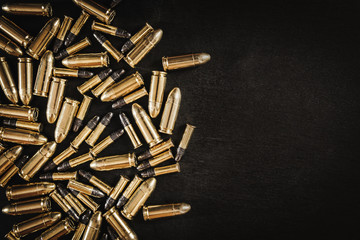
xmin=93 ymin=31 xmax=124 ymax=62
xmin=1 ymin=3 xmax=52 ymax=17
xmin=0 ymin=57 xmax=19 ymax=103
xmin=46 ymin=77 xmax=67 ymax=123
xmin=121 ymin=23 xmax=153 ymax=53
xmin=162 ymin=53 xmax=211 ymax=71
xmin=55 ymin=98 xmax=80 ymax=143
xmin=53 ymin=67 xmax=94 ymax=78
xmin=0 ymin=155 xmax=28 ymax=187
xmin=71 ymin=116 xmax=100 ymax=149
xmin=136 ymin=149 xmax=173 ymax=171
xmin=143 ymin=203 xmax=191 ymax=221
xmin=77 ymin=68 xmax=112 ymax=94
xmin=119 ymin=112 xmax=142 ymax=149
xmin=64 ymin=11 xmax=89 ymax=47
xmin=175 ymin=124 xmax=196 ymax=161
xmin=17 ymin=57 xmax=33 ymax=105
xmin=67 ymin=179 xmax=105 ymax=198
xmin=26 ymin=18 xmax=60 ymax=60
xmin=0 ymin=127 xmax=47 ymax=145
xmin=112 ymin=87 xmax=148 ymax=109
xmin=69 ymin=189 xmax=100 ymax=212
xmin=90 ymin=153 xmax=136 ymax=171
xmin=55 ymin=37 xmax=92 ymax=60
xmin=2 ymin=118 xmax=42 ymax=132
xmin=89 ymin=129 xmax=124 ymax=157
xmin=82 ymin=211 xmax=102 ymax=240
xmin=57 ymin=184 xmax=86 ymax=216
xmin=0 ymin=16 xmax=33 ymax=48
xmin=4 ymin=231 xmax=20 ymax=240
xmin=92 ymin=21 xmax=130 ymax=38
xmin=72 ymin=209 xmax=92 ymax=240
xmin=43 ymin=145 xmax=77 ymax=172
xmin=34 ymin=50 xmax=54 ymax=97
xmin=92 ymin=69 xmax=125 ymax=98
xmin=86 ymin=112 xmax=113 ymax=146
xmin=2 ymin=197 xmax=51 ymax=215
xmin=0 ymin=104 xmax=38 ymax=121
xmin=0 ymin=33 xmax=23 ymax=56
xmin=148 ymin=71 xmax=167 ymax=118
xmin=116 ymin=175 xmax=143 ymax=208
xmin=34 ymin=218 xmax=76 ymax=240
xmin=104 ymin=207 xmax=138 ymax=240
xmin=0 ymin=145 xmax=22 ymax=176
xmin=73 ymin=95 xmax=93 ymax=132
xmin=104 ymin=176 xmax=129 ymax=211
xmin=62 ymin=52 xmax=109 ymax=69
xmin=159 ymin=87 xmax=181 ymax=135
xmin=53 ymin=15 xmax=73 ymax=53
xmin=49 ymin=189 xmax=80 ymax=222
xmin=39 ymin=171 xmax=78 ymax=181
xmin=79 ymin=170 xmax=113 ymax=195
xmin=73 ymin=0 xmax=116 ymax=24
xmin=6 ymin=182 xmax=55 ymax=201
xmin=140 ymin=162 xmax=180 ymax=178
xmin=137 ymin=138 xmax=174 ymax=161
xmin=57 ymin=153 xmax=94 ymax=171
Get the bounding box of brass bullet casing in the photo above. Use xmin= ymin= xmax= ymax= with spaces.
xmin=58 ymin=184 xmax=86 ymax=216
xmin=71 ymin=116 xmax=100 ymax=149
xmin=112 ymin=87 xmax=148 ymax=109
xmin=6 ymin=182 xmax=55 ymax=201
xmin=0 ymin=33 xmax=23 ymax=56
xmin=143 ymin=203 xmax=191 ymax=221
xmin=0 ymin=104 xmax=38 ymax=121
xmin=121 ymin=23 xmax=154 ymax=53
xmin=89 ymin=129 xmax=124 ymax=157
xmin=131 ymin=103 xmax=162 ymax=148
xmin=90 ymin=153 xmax=136 ymax=171
xmin=79 ymin=170 xmax=113 ymax=195
xmin=0 ymin=145 xmax=22 ymax=176
xmin=136 ymin=149 xmax=173 ymax=171
xmin=137 ymin=138 xmax=174 ymax=161
xmin=119 ymin=113 xmax=142 ymax=149
xmin=73 ymin=95 xmax=93 ymax=132
xmin=53 ymin=67 xmax=94 ymax=78
xmin=0 ymin=16 xmax=33 ymax=48
xmin=101 ymin=71 xmax=144 ymax=102
xmin=116 ymin=175 xmax=143 ymax=208
xmin=4 ymin=231 xmax=19 ymax=240
xmin=104 ymin=176 xmax=129 ymax=211
xmin=86 ymin=112 xmax=113 ymax=146
xmin=55 ymin=98 xmax=80 ymax=143
xmin=2 ymin=197 xmax=51 ymax=215
xmin=12 ymin=212 xmax=62 ymax=237
xmin=162 ymin=53 xmax=211 ymax=71
xmin=55 ymin=37 xmax=92 ymax=60
xmin=140 ymin=162 xmax=180 ymax=178
xmin=46 ymin=77 xmax=67 ymax=123
xmin=19 ymin=141 xmax=57 ymax=181
xmin=1 ymin=3 xmax=52 ymax=17
xmin=175 ymin=124 xmax=196 ymax=161
xmin=92 ymin=69 xmax=125 ymax=98
xmin=104 ymin=207 xmax=138 ymax=240
xmin=159 ymin=87 xmax=181 ymax=135
xmin=53 ymin=15 xmax=73 ymax=53
xmin=2 ymin=118 xmax=42 ymax=132
xmin=0 ymin=155 xmax=28 ymax=188
xmin=72 ymin=209 xmax=92 ymax=240
xmin=43 ymin=145 xmax=77 ymax=172
xmin=0 ymin=127 xmax=47 ymax=145
xmin=62 ymin=52 xmax=109 ymax=69
xmin=148 ymin=71 xmax=167 ymax=118
xmin=34 ymin=50 xmax=54 ymax=97
xmin=26 ymin=18 xmax=60 ymax=60
xmin=39 ymin=171 xmax=78 ymax=181
xmin=34 ymin=217 xmax=76 ymax=240
xmin=67 ymin=179 xmax=105 ymax=198
xmin=124 ymin=29 xmax=163 ymax=68
xmin=17 ymin=58 xmax=33 ymax=105
xmin=92 ymin=21 xmax=131 ymax=38
xmin=58 ymin=153 xmax=94 ymax=171
xmin=0 ymin=57 xmax=19 ymax=103
xmin=77 ymin=68 xmax=112 ymax=94
xmin=49 ymin=189 xmax=79 ymax=222
xmin=73 ymin=0 xmax=116 ymax=24
xmin=93 ymin=31 xmax=124 ymax=62
xmin=121 ymin=177 xmax=157 ymax=220
xmin=70 ymin=189 xmax=100 ymax=212
xmin=64 ymin=11 xmax=90 ymax=47
xmin=82 ymin=211 xmax=102 ymax=240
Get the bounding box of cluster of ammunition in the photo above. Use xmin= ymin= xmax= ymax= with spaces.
xmin=0 ymin=0 xmax=210 ymax=239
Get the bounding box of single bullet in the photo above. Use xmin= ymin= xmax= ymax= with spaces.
xmin=17 ymin=57 xmax=33 ymax=105
xmin=116 ymin=175 xmax=143 ymax=209
xmin=175 ymin=124 xmax=196 ymax=161
xmin=12 ymin=212 xmax=62 ymax=237
xmin=67 ymin=179 xmax=105 ymax=198
xmin=101 ymin=233 xmax=109 ymax=240
xmin=58 ymin=183 xmax=86 ymax=216
xmin=137 ymin=149 xmax=173 ymax=171
xmin=121 ymin=177 xmax=156 ymax=220
xmin=0 ymin=33 xmax=23 ymax=56
xmin=57 ymin=153 xmax=94 ymax=171
xmin=140 ymin=162 xmax=180 ymax=178
xmin=131 ymin=103 xmax=162 ymax=148
xmin=64 ymin=11 xmax=90 ymax=47
xmin=93 ymin=31 xmax=124 ymax=62
xmin=143 ymin=203 xmax=191 ymax=221
xmin=26 ymin=17 xmax=60 ymax=60
xmin=72 ymin=209 xmax=92 ymax=240
xmin=53 ymin=15 xmax=73 ymax=53
xmin=34 ymin=217 xmax=76 ymax=240
xmin=62 ymin=52 xmax=109 ymax=69
xmin=159 ymin=87 xmax=181 ymax=135
xmin=79 ymin=169 xmax=113 ymax=196
xmin=91 ymin=69 xmax=125 ymax=98
xmin=148 ymin=71 xmax=167 ymax=118
xmin=0 ymin=145 xmax=22 ymax=176
xmin=73 ymin=0 xmax=116 ymax=24
xmin=55 ymin=37 xmax=92 ymax=60
xmin=53 ymin=67 xmax=94 ymax=78
xmin=73 ymin=95 xmax=93 ymax=132
xmin=71 ymin=115 xmax=100 ymax=149
xmin=104 ymin=208 xmax=138 ymax=240
xmin=100 ymin=71 xmax=143 ymax=102
xmin=69 ymin=189 xmax=100 ymax=212
xmin=19 ymin=141 xmax=57 ymax=181
xmin=107 ymin=226 xmax=120 ymax=240
xmin=1 ymin=3 xmax=52 ymax=17
xmin=49 ymin=189 xmax=80 ymax=222
xmin=112 ymin=87 xmax=148 ymax=109
xmin=90 ymin=153 xmax=136 ymax=171
xmin=162 ymin=53 xmax=211 ymax=71
xmin=0 ymin=57 xmax=19 ymax=103
xmin=55 ymin=98 xmax=80 ymax=143
xmin=39 ymin=171 xmax=78 ymax=181
xmin=0 ymin=16 xmax=32 ymax=48
xmin=137 ymin=138 xmax=174 ymax=161
xmin=85 ymin=112 xmax=113 ymax=146
xmin=0 ymin=104 xmax=38 ymax=121
xmin=6 ymin=182 xmax=55 ymax=201
xmin=89 ymin=129 xmax=124 ymax=157
xmin=2 ymin=197 xmax=51 ymax=215
xmin=2 ymin=118 xmax=42 ymax=132
xmin=119 ymin=112 xmax=142 ymax=149
xmin=104 ymin=176 xmax=129 ymax=211
xmin=92 ymin=21 xmax=130 ymax=38
xmin=43 ymin=145 xmax=77 ymax=172
xmin=4 ymin=231 xmax=19 ymax=240
xmin=121 ymin=23 xmax=153 ymax=53
xmin=82 ymin=211 xmax=102 ymax=240
xmin=34 ymin=50 xmax=54 ymax=97
xmin=77 ymin=68 xmax=112 ymax=94
xmin=0 ymin=127 xmax=47 ymax=145
xmin=46 ymin=77 xmax=67 ymax=123
xmin=0 ymin=155 xmax=28 ymax=187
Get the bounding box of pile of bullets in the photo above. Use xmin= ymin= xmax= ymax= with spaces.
xmin=0 ymin=0 xmax=210 ymax=239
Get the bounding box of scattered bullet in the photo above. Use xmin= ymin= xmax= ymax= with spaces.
xmin=0 ymin=33 xmax=23 ymax=56
xmin=39 ymin=171 xmax=78 ymax=181
xmin=6 ymin=182 xmax=55 ymax=201
xmin=53 ymin=67 xmax=94 ymax=78
xmin=64 ymin=11 xmax=89 ymax=47
xmin=82 ymin=211 xmax=102 ymax=240
xmin=159 ymin=87 xmax=181 ymax=135
xmin=53 ymin=15 xmax=73 ymax=53
xmin=104 ymin=176 xmax=129 ymax=211
xmin=57 ymin=153 xmax=94 ymax=171
xmin=55 ymin=98 xmax=80 ymax=143
xmin=136 ymin=149 xmax=173 ymax=171
xmin=0 ymin=127 xmax=47 ymax=145
xmin=121 ymin=23 xmax=153 ymax=53
xmin=111 ymin=87 xmax=148 ymax=109
xmin=0 ymin=16 xmax=33 ymax=48
xmin=92 ymin=69 xmax=125 ymax=98
xmin=90 ymin=153 xmax=136 ymax=171
xmin=34 ymin=50 xmax=54 ymax=97
xmin=116 ymin=175 xmax=143 ymax=208
xmin=55 ymin=37 xmax=91 ymax=60
xmin=0 ymin=104 xmax=38 ymax=122
xmin=46 ymin=77 xmax=67 ymax=123
xmin=79 ymin=169 xmax=113 ymax=196
xmin=2 ymin=197 xmax=51 ymax=215
xmin=89 ymin=129 xmax=124 ymax=157
xmin=86 ymin=112 xmax=113 ymax=146
xmin=34 ymin=217 xmax=76 ymax=240
xmin=71 ymin=115 xmax=100 ymax=149
xmin=71 ymin=209 xmax=91 ymax=240
xmin=140 ymin=162 xmax=180 ymax=178
xmin=0 ymin=145 xmax=23 ymax=176
xmin=73 ymin=95 xmax=93 ymax=132
xmin=104 ymin=207 xmax=138 ymax=240
xmin=69 ymin=189 xmax=100 ymax=212
xmin=0 ymin=155 xmax=28 ymax=187
xmin=67 ymin=179 xmax=105 ymax=198
xmin=0 ymin=57 xmax=19 ymax=103
xmin=2 ymin=118 xmax=42 ymax=132
xmin=175 ymin=124 xmax=196 ymax=161
xmin=162 ymin=53 xmax=211 ymax=71
xmin=17 ymin=57 xmax=32 ymax=105
xmin=148 ymin=71 xmax=167 ymax=118
xmin=77 ymin=68 xmax=113 ymax=94
xmin=93 ymin=31 xmax=124 ymax=62
xmin=1 ymin=3 xmax=52 ymax=17
xmin=119 ymin=112 xmax=142 ymax=149
xmin=43 ymin=145 xmax=77 ymax=172
xmin=137 ymin=138 xmax=174 ymax=161
xmin=143 ymin=203 xmax=191 ymax=220
xmin=62 ymin=52 xmax=109 ymax=69
xmin=73 ymin=0 xmax=116 ymax=24
xmin=92 ymin=21 xmax=130 ymax=38
xmin=49 ymin=189 xmax=80 ymax=222
xmin=57 ymin=183 xmax=86 ymax=216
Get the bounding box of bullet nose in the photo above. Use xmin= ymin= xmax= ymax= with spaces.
xmin=198 ymin=53 xmax=211 ymax=64
xmin=2 ymin=4 xmax=9 ymax=12
xmin=50 ymin=211 xmax=62 ymax=222
xmin=37 ymin=135 xmax=48 ymax=145
xmin=180 ymin=203 xmax=191 ymax=214
xmin=10 ymin=145 xmax=23 ymax=157
xmin=55 ymin=132 xmax=66 ymax=143
xmin=12 ymin=47 xmax=23 ymax=57
xmin=89 ymin=161 xmax=96 ymax=169
xmin=21 ymin=95 xmax=31 ymax=106
xmin=47 ymin=113 xmax=57 ymax=124
xmin=2 ymin=205 xmax=10 ymax=214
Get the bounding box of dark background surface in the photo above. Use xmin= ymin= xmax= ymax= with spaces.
xmin=1 ymin=0 xmax=360 ymax=239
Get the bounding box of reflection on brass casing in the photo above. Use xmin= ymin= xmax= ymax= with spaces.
xmin=64 ymin=11 xmax=89 ymax=47
xmin=92 ymin=21 xmax=130 ymax=38
xmin=52 ymin=146 xmax=77 ymax=166
xmin=104 ymin=176 xmax=129 ymax=211
xmin=0 ymin=127 xmax=47 ymax=145
xmin=0 ymin=57 xmax=19 ymax=103
xmin=73 ymin=0 xmax=115 ymax=24
xmin=56 ymin=37 xmax=91 ymax=60
xmin=0 ymin=155 xmax=28 ymax=188
xmin=112 ymin=87 xmax=148 ymax=109
xmin=0 ymin=104 xmax=38 ymax=121
xmin=55 ymin=98 xmax=80 ymax=143
xmin=79 ymin=170 xmax=113 ymax=195
xmin=71 ymin=116 xmax=100 ymax=149
xmin=93 ymin=31 xmax=123 ymax=62
xmin=175 ymin=124 xmax=196 ymax=161
xmin=67 ymin=179 xmax=105 ymax=198
xmin=65 ymin=153 xmax=94 ymax=170
xmin=104 ymin=207 xmax=138 ymax=240
xmin=4 ymin=231 xmax=19 ymax=240
xmin=162 ymin=53 xmax=211 ymax=71
xmin=91 ymin=69 xmax=125 ymax=98
xmin=159 ymin=87 xmax=181 ymax=135
xmin=34 ymin=218 xmax=75 ymax=240
xmin=53 ymin=15 xmax=73 ymax=53
xmin=119 ymin=112 xmax=142 ymax=149
xmin=73 ymin=95 xmax=92 ymax=132
xmin=2 ymin=118 xmax=42 ymax=132
xmin=34 ymin=50 xmax=54 ymax=97
xmin=143 ymin=203 xmax=191 ymax=221
xmin=1 ymin=3 xmax=52 ymax=17
xmin=116 ymin=175 xmax=143 ymax=208
xmin=0 ymin=33 xmax=23 ymax=56
xmin=77 ymin=68 xmax=112 ymax=94
xmin=46 ymin=77 xmax=66 ymax=123
xmin=121 ymin=23 xmax=153 ymax=53
xmin=2 ymin=197 xmax=51 ymax=215
xmin=90 ymin=153 xmax=136 ymax=171
xmin=85 ymin=112 xmax=113 ymax=146
xmin=17 ymin=58 xmax=33 ymax=105
xmin=6 ymin=182 xmax=55 ymax=201
xmin=39 ymin=171 xmax=78 ymax=181
xmin=62 ymin=52 xmax=109 ymax=69
xmin=0 ymin=145 xmax=22 ymax=176
xmin=82 ymin=211 xmax=102 ymax=240
xmin=0 ymin=16 xmax=33 ymax=48
xmin=149 ymin=71 xmax=167 ymax=118
xmin=70 ymin=189 xmax=99 ymax=212
xmin=49 ymin=190 xmax=79 ymax=222
xmin=137 ymin=149 xmax=173 ymax=171
xmin=89 ymin=129 xmax=124 ymax=157
xmin=141 ymin=163 xmax=180 ymax=178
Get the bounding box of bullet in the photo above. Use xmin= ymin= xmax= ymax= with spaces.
xmin=0 ymin=33 xmax=23 ymax=56
xmin=34 ymin=50 xmax=54 ymax=97
xmin=46 ymin=77 xmax=66 ymax=123
xmin=71 ymin=116 xmax=100 ymax=149
xmin=82 ymin=211 xmax=102 ymax=240
xmin=2 ymin=197 xmax=51 ymax=215
xmin=90 ymin=153 xmax=136 ymax=171
xmin=69 ymin=189 xmax=100 ymax=212
xmin=92 ymin=21 xmax=130 ymax=38
xmin=77 ymin=68 xmax=112 ymax=94
xmin=49 ymin=189 xmax=80 ymax=222
xmin=43 ymin=146 xmax=77 ymax=172
xmin=53 ymin=67 xmax=94 ymax=78
xmin=124 ymin=29 xmax=163 ymax=68
xmin=2 ymin=118 xmax=42 ymax=132
xmin=92 ymin=69 xmax=125 ymax=98
xmin=0 ymin=57 xmax=19 ymax=103
xmin=119 ymin=112 xmax=142 ymax=149
xmin=140 ymin=162 xmax=180 ymax=178
xmin=0 ymin=16 xmax=32 ymax=48
xmin=55 ymin=37 xmax=92 ymax=60
xmin=58 ymin=183 xmax=86 ymax=216
xmin=112 ymin=87 xmax=148 ymax=109
xmin=6 ymin=182 xmax=55 ymax=201
xmin=136 ymin=149 xmax=173 ymax=171
xmin=4 ymin=231 xmax=19 ymax=240
xmin=143 ymin=203 xmax=191 ymax=221
xmin=26 ymin=18 xmax=60 ymax=60
xmin=62 ymin=52 xmax=109 ymax=69
xmin=19 ymin=141 xmax=57 ymax=181
xmin=131 ymin=103 xmax=162 ymax=148
xmin=57 ymin=153 xmax=94 ymax=171
xmin=104 ymin=208 xmax=138 ymax=240
xmin=85 ymin=112 xmax=113 ymax=146
xmin=64 ymin=11 xmax=90 ymax=47
xmin=67 ymin=179 xmax=105 ymax=198
xmin=72 ymin=209 xmax=92 ymax=240
xmin=53 ymin=15 xmax=73 ymax=53
xmin=1 ymin=3 xmax=52 ymax=17
xmin=0 ymin=155 xmax=28 ymax=187
xmin=55 ymin=98 xmax=80 ymax=143
xmin=110 ymin=0 xmax=122 ymax=8
xmin=0 ymin=127 xmax=47 ymax=145
xmin=175 ymin=124 xmax=196 ymax=161
xmin=107 ymin=226 xmax=120 ymax=240
xmin=121 ymin=23 xmax=153 ymax=53
xmin=73 ymin=0 xmax=116 ymax=24
xmin=39 ymin=171 xmax=78 ymax=181
xmin=116 ymin=175 xmax=143 ymax=208
xmin=137 ymin=138 xmax=174 ymax=161
xmin=73 ymin=95 xmax=93 ymax=132
xmin=17 ymin=58 xmax=33 ymax=105
xmin=121 ymin=177 xmax=156 ymax=220
xmin=12 ymin=212 xmax=62 ymax=237
xmin=162 ymin=53 xmax=211 ymax=71
xmin=100 ymin=71 xmax=143 ymax=102
xmin=34 ymin=217 xmax=76 ymax=240
xmin=148 ymin=71 xmax=167 ymax=118
xmin=89 ymin=129 xmax=124 ymax=157
xmin=159 ymin=87 xmax=181 ymax=135
xmin=79 ymin=169 xmax=113 ymax=196
xmin=0 ymin=145 xmax=22 ymax=176
xmin=93 ymin=31 xmax=124 ymax=62
xmin=104 ymin=176 xmax=129 ymax=211
xmin=0 ymin=104 xmax=38 ymax=121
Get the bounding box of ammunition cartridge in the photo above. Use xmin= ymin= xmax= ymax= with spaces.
xmin=39 ymin=171 xmax=78 ymax=181
xmin=121 ymin=23 xmax=153 ymax=53
xmin=46 ymin=77 xmax=67 ymax=123
xmin=58 ymin=184 xmax=86 ymax=216
xmin=90 ymin=153 xmax=136 ymax=171
xmin=71 ymin=116 xmax=100 ymax=149
xmin=0 ymin=16 xmax=33 ymax=48
xmin=112 ymin=87 xmax=148 ymax=109
xmin=121 ymin=177 xmax=156 ymax=220
xmin=104 ymin=176 xmax=129 ymax=211
xmin=71 ymin=209 xmax=92 ymax=240
xmin=2 ymin=3 xmax=52 ymax=17
xmin=93 ymin=31 xmax=124 ymax=62
xmin=85 ymin=112 xmax=113 ymax=146
xmin=73 ymin=95 xmax=93 ymax=132
xmin=92 ymin=69 xmax=125 ymax=98
xmin=53 ymin=67 xmax=93 ymax=78
xmin=57 ymin=153 xmax=94 ymax=171
xmin=136 ymin=149 xmax=173 ymax=171
xmin=17 ymin=58 xmax=33 ymax=105
xmin=34 ymin=50 xmax=54 ymax=97
xmin=69 ymin=189 xmax=100 ymax=212
xmin=148 ymin=71 xmax=167 ymax=118
xmin=73 ymin=0 xmax=116 ymax=24
xmin=107 ymin=226 xmax=120 ymax=240
xmin=104 ymin=207 xmax=138 ymax=240
xmin=64 ymin=11 xmax=90 ymax=47
xmin=34 ymin=217 xmax=76 ymax=240
xmin=53 ymin=15 xmax=73 ymax=53
xmin=137 ymin=138 xmax=174 ymax=161
xmin=140 ymin=162 xmax=180 ymax=178
xmin=2 ymin=118 xmax=42 ymax=132
xmin=2 ymin=197 xmax=51 ymax=215
xmin=26 ymin=18 xmax=60 ymax=60
xmin=175 ymin=124 xmax=196 ymax=161
xmin=43 ymin=146 xmax=77 ymax=172
xmin=79 ymin=170 xmax=113 ymax=195
xmin=0 ymin=104 xmax=38 ymax=121
xmin=0 ymin=33 xmax=23 ymax=56
xmin=0 ymin=145 xmax=22 ymax=176
xmin=49 ymin=189 xmax=79 ymax=222
xmin=92 ymin=21 xmax=130 ymax=38
xmin=77 ymin=68 xmax=112 ymax=94
xmin=143 ymin=203 xmax=191 ymax=221
xmin=159 ymin=87 xmax=181 ymax=135
xmin=116 ymin=175 xmax=143 ymax=208
xmin=55 ymin=98 xmax=80 ymax=143
xmin=162 ymin=53 xmax=211 ymax=71
xmin=55 ymin=37 xmax=92 ymax=60
xmin=0 ymin=155 xmax=28 ymax=187
xmin=0 ymin=57 xmax=19 ymax=103
xmin=119 ymin=112 xmax=142 ymax=149
xmin=82 ymin=211 xmax=102 ymax=240
xmin=62 ymin=52 xmax=109 ymax=69
xmin=4 ymin=231 xmax=19 ymax=240
xmin=6 ymin=182 xmax=55 ymax=201
xmin=0 ymin=127 xmax=47 ymax=145
xmin=89 ymin=129 xmax=124 ymax=157
xmin=67 ymin=179 xmax=105 ymax=198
